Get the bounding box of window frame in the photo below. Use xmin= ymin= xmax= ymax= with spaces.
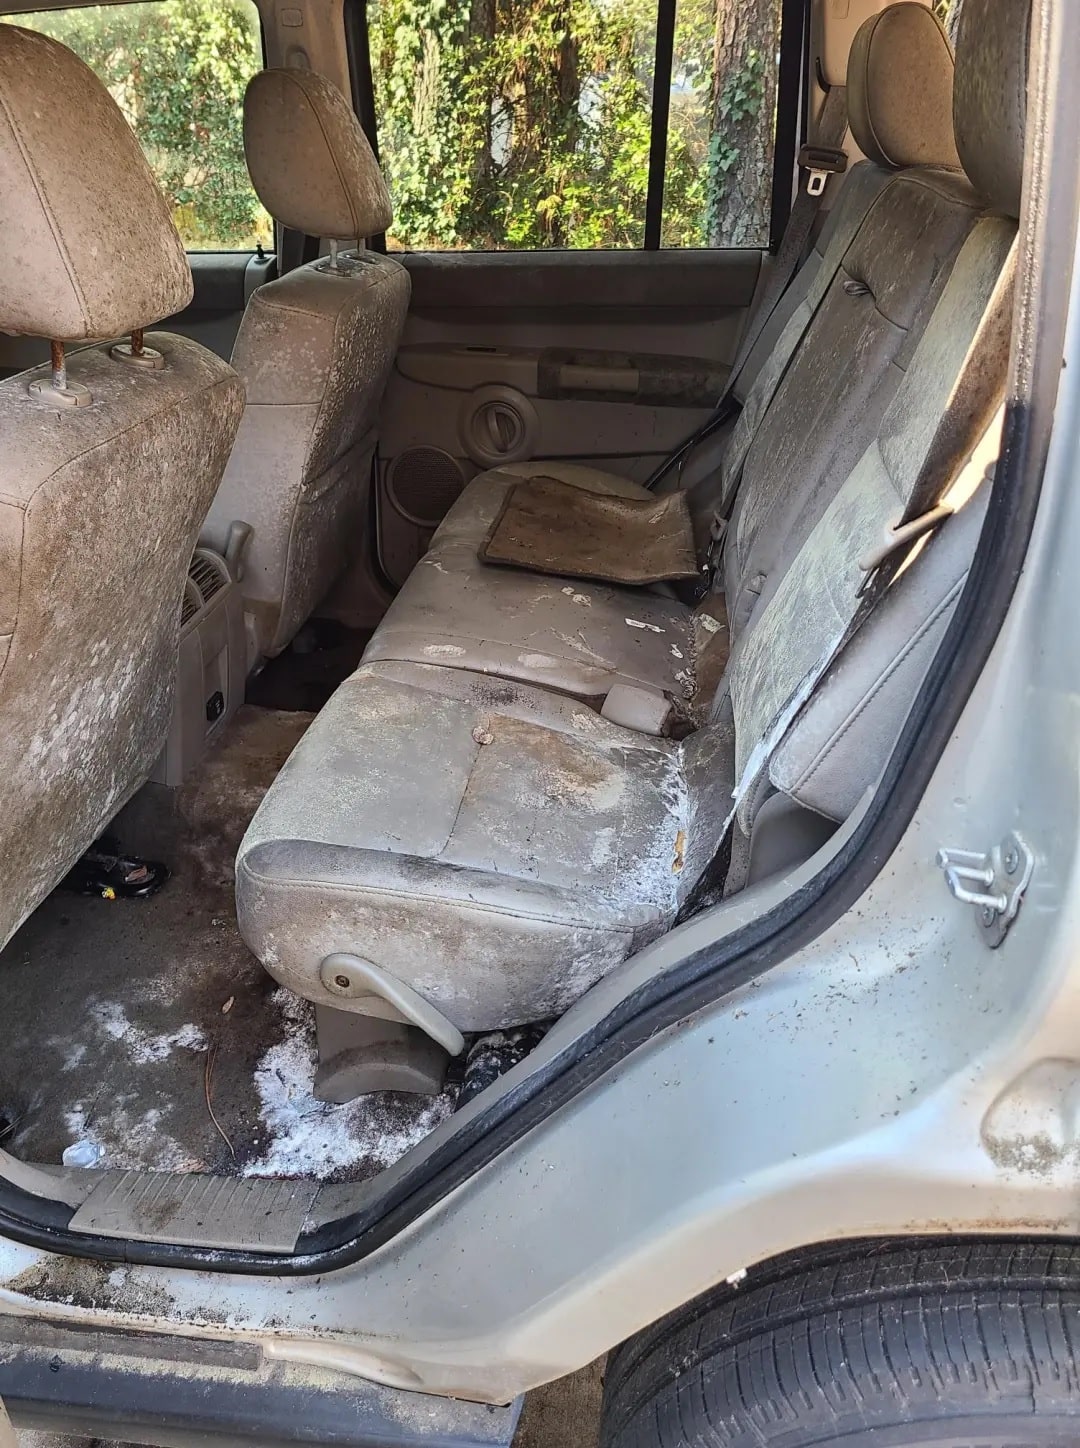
xmin=344 ymin=0 xmax=807 ymax=256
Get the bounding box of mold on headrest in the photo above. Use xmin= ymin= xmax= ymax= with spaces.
xmin=0 ymin=24 xmax=192 ymax=340
xmin=243 ymin=68 xmax=392 ymax=242
xmin=847 ymin=3 xmax=961 ymax=173
xmin=954 ymin=0 xmax=1031 ymax=219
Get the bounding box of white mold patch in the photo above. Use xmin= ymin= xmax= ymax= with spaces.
xmin=88 ymin=1001 xmax=206 ymax=1066
xmin=560 ymin=586 xmax=593 ymax=606
xmin=243 ymin=993 xmax=456 ymax=1182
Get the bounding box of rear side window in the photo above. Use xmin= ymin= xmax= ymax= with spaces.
xmin=1 ymin=0 xmax=271 ymax=252
xmin=364 ymin=0 xmax=785 ymax=252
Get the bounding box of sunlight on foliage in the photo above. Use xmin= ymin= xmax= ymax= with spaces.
xmin=3 ymin=0 xmax=783 ymax=254
xmin=370 ymin=0 xmax=781 ymax=251
xmin=1 ymin=0 xmax=271 ymax=250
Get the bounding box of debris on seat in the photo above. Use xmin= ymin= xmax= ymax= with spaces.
xmin=479 ymin=475 xmax=699 ymax=585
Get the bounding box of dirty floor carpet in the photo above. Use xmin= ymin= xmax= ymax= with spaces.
xmin=0 ymin=706 xmax=456 ymax=1180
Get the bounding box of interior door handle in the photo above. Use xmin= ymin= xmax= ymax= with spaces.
xmin=487 ymin=402 xmax=519 ymax=451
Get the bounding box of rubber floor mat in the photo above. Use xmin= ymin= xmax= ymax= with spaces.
xmin=479 ymin=475 xmax=700 ymax=585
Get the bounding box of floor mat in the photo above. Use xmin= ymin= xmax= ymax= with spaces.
xmin=0 ymin=706 xmax=456 ymax=1180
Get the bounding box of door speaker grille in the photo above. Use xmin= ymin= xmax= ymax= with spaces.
xmin=386 ymin=446 xmax=466 ymax=528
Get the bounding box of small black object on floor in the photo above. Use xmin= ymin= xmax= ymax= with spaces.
xmin=60 ymin=834 xmax=169 ymax=900
xmin=458 ymin=1025 xmax=549 ymax=1108
xmin=246 ymin=619 xmax=372 ymax=713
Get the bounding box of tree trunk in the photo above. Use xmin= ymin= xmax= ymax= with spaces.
xmin=707 ymin=0 xmax=780 ymax=247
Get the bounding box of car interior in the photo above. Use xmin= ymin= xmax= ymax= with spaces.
xmin=0 ymin=0 xmax=1033 ymax=1240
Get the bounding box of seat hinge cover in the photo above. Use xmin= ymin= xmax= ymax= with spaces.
xmin=936 ymin=832 xmax=1033 ymax=948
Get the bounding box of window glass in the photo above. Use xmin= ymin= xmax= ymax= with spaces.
xmin=1 ymin=0 xmax=271 ymax=251
xmin=367 ymin=0 xmax=782 ymax=252
xmin=368 ymin=0 xmax=659 ymax=250
xmin=663 ymin=0 xmax=781 ymax=247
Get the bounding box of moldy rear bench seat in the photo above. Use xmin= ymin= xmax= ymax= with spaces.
xmin=235 ymin=0 xmax=1028 ymax=1089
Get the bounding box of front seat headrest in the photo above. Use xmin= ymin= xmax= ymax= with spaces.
xmin=846 ymin=3 xmax=960 ymax=173
xmin=953 ymin=0 xmax=1031 ymax=219
xmin=0 ymin=24 xmax=192 ymax=340
xmin=243 ymin=68 xmax=392 ymax=241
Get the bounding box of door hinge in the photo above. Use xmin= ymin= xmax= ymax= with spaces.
xmin=936 ymin=832 xmax=1033 ymax=947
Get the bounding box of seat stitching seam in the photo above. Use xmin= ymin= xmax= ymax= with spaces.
xmin=242 ymin=863 xmax=638 ymax=932
xmin=0 ymin=71 xmax=89 ymax=327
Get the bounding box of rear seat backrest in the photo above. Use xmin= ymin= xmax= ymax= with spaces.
xmin=726 ymin=0 xmax=1031 ymax=833
xmin=723 ymin=0 xmax=1028 ymax=830
xmin=718 ymin=5 xmax=977 ymax=640
xmin=684 ymin=0 xmax=960 ymax=462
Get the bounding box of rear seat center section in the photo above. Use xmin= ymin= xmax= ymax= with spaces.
xmin=236 ymin=0 xmax=1029 ymax=1099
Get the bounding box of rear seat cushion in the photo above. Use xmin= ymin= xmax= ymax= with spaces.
xmin=363 ymin=461 xmax=699 ymax=704
xmin=236 ymin=658 xmax=731 ymax=1030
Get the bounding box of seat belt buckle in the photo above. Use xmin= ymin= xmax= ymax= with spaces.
xmin=798 ymin=145 xmax=847 ymax=198
xmin=706 ymin=513 xmax=728 ymax=568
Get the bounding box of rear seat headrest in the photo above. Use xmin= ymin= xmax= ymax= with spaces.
xmin=953 ymin=0 xmax=1030 ymax=219
xmin=846 ymin=3 xmax=960 ymax=173
xmin=243 ymin=68 xmax=392 ymax=241
xmin=0 ymin=25 xmax=192 ymax=340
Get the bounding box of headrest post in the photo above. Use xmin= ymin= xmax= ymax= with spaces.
xmin=50 ymin=338 xmax=66 ymax=392
xmin=27 ymin=338 xmax=91 ymax=407
xmin=329 ymin=238 xmax=342 ymax=272
xmin=109 ymin=327 xmax=165 ymax=370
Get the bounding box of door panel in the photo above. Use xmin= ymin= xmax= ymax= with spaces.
xmin=375 ymin=248 xmax=759 ymax=588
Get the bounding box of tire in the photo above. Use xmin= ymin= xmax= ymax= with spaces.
xmin=601 ymin=1239 xmax=1080 ymax=1447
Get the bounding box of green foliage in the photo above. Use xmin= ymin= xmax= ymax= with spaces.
xmin=2 ymin=0 xmax=271 ymax=250
xmin=4 ymin=0 xmax=776 ymax=254
xmin=370 ymin=0 xmax=774 ymax=251
xmin=705 ymin=46 xmax=765 ymax=237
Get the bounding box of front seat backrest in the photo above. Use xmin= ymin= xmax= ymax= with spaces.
xmin=204 ymin=68 xmax=411 ymax=661
xmin=0 ymin=24 xmax=244 ymax=951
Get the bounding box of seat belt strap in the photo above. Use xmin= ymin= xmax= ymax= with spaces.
xmin=725 ymin=85 xmax=849 ymax=399
xmin=645 ymin=84 xmax=848 ymax=494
